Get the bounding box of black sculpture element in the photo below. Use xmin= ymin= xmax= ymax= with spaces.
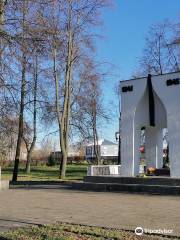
xmin=147 ymin=74 xmax=155 ymax=127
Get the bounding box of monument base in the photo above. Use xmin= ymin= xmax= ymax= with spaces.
xmin=84 ymin=175 xmax=178 ymax=185
xmin=71 ymin=175 xmax=180 ymax=195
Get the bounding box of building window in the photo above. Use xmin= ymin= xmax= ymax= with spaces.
xmin=86 ymin=147 xmax=92 ymax=155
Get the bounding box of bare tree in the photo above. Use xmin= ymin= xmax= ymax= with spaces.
xmin=50 ymin=0 xmax=111 ymax=177
xmin=10 ymin=0 xmax=48 ymax=180
xmin=0 ymin=0 xmax=111 ymax=180
xmin=24 ymin=54 xmax=38 ymax=174
xmin=75 ymin=59 xmax=109 ymax=164
xmin=12 ymin=0 xmax=29 ymax=181
xmin=136 ymin=20 xmax=180 ymax=77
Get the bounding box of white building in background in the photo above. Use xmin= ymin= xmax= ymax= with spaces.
xmin=120 ymin=71 xmax=180 ymax=178
xmin=85 ymin=139 xmax=118 ymax=160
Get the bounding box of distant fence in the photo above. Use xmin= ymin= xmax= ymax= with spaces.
xmin=0 ymin=156 xmax=86 ymax=167
xmin=47 ymin=155 xmax=86 ymax=166
xmin=0 ymin=159 xmax=48 ymax=167
xmin=86 ymin=156 xmax=118 ymax=165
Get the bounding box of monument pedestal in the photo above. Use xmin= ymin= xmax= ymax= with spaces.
xmin=81 ymin=175 xmax=180 ymax=195
xmin=0 ymin=167 xmax=9 ymax=190
xmin=87 ymin=165 xmax=121 ymax=176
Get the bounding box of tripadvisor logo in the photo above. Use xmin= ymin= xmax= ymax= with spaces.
xmin=135 ymin=227 xmax=143 ymax=236
xmin=135 ymin=227 xmax=173 ymax=236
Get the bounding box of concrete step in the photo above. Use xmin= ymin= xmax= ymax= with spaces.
xmin=70 ymin=181 xmax=180 ymax=195
xmin=84 ymin=176 xmax=180 ymax=186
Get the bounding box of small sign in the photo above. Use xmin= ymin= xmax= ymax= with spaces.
xmin=166 ymin=78 xmax=180 ymax=86
xmin=122 ymin=85 xmax=133 ymax=92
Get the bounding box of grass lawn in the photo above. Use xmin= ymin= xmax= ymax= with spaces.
xmin=0 ymin=222 xmax=173 ymax=240
xmin=1 ymin=164 xmax=88 ymax=181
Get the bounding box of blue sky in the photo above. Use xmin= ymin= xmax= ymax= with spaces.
xmin=98 ymin=0 xmax=180 ymax=142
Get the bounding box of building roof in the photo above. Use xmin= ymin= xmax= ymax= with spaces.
xmin=101 ymin=139 xmax=117 ymax=145
xmin=86 ymin=139 xmax=117 ymax=146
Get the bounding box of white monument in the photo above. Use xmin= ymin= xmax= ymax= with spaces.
xmin=120 ymin=72 xmax=180 ymax=178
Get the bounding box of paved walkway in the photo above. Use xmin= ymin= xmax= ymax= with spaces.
xmin=0 ymin=186 xmax=180 ymax=236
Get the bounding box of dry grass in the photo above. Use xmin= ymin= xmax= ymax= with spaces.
xmin=0 ymin=222 xmax=177 ymax=240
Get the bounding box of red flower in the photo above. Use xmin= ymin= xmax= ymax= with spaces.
xmin=139 ymin=146 xmax=145 ymax=153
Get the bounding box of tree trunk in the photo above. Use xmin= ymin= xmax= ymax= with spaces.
xmin=12 ymin=54 xmax=26 ymax=181
xmin=53 ymin=45 xmax=66 ymax=179
xmin=60 ymin=54 xmax=73 ymax=178
xmin=26 ymin=150 xmax=31 ymax=174
xmin=59 ymin=123 xmax=68 ymax=179
xmin=95 ymin=127 xmax=101 ymax=165
xmin=93 ymin=128 xmax=100 ymax=165
xmin=59 ymin=100 xmax=69 ymax=179
xmin=92 ymin=100 xmax=100 ymax=165
xmin=25 ymin=137 xmax=36 ymax=174
xmin=12 ymin=0 xmax=27 ymax=181
xmin=53 ymin=0 xmax=74 ymax=179
xmin=59 ymin=0 xmax=73 ymax=179
xmin=25 ymin=54 xmax=37 ymax=174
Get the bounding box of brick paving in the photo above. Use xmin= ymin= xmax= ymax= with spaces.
xmin=0 ymin=186 xmax=179 ymax=236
